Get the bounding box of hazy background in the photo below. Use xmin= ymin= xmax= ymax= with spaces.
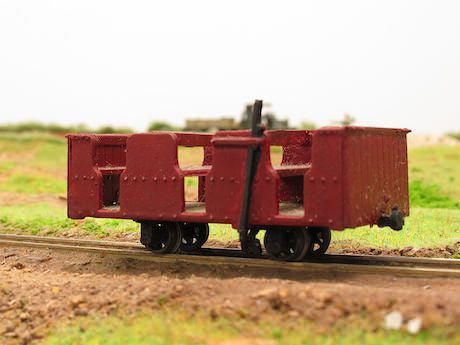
xmin=0 ymin=0 xmax=459 ymax=133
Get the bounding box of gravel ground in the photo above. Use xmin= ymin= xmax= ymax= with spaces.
xmin=0 ymin=246 xmax=459 ymax=344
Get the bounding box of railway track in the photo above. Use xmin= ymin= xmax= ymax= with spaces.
xmin=0 ymin=233 xmax=459 ymax=278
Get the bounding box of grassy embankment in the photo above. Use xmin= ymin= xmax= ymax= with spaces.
xmin=41 ymin=310 xmax=459 ymax=345
xmin=0 ymin=132 xmax=459 ymax=249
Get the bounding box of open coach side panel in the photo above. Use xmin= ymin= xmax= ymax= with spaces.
xmin=304 ymin=127 xmax=410 ymax=230
xmin=67 ymin=134 xmax=128 ymax=218
xmin=342 ymin=127 xmax=410 ymax=228
xmin=67 ymin=127 xmax=409 ymax=231
xmin=67 ymin=132 xmax=214 ymax=221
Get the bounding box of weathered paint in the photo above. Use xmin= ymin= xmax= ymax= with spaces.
xmin=67 ymin=126 xmax=410 ymax=231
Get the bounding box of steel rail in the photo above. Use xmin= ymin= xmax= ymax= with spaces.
xmin=0 ymin=233 xmax=457 ymax=268
xmin=0 ymin=233 xmax=459 ymax=278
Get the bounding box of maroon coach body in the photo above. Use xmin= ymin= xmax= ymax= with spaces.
xmin=67 ymin=102 xmax=410 ymax=261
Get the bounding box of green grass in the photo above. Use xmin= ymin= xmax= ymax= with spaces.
xmin=409 ymin=146 xmax=460 ymax=202
xmin=0 ymin=203 xmax=137 ymax=236
xmin=209 ymin=223 xmax=238 ymax=242
xmin=0 ymin=173 xmax=66 ymax=194
xmin=0 ymin=131 xmax=65 ymax=143
xmin=0 ymin=161 xmax=16 ymax=174
xmin=42 ymin=310 xmax=459 ymax=345
xmin=28 ymin=137 xmax=67 ymax=171
xmin=0 ymin=132 xmax=67 ymax=194
xmin=0 ymin=132 xmax=65 ymax=154
xmin=410 ymin=180 xmax=460 ymax=209
xmin=333 ymin=207 xmax=460 ymax=248
xmin=0 ymin=132 xmax=66 ymax=168
xmin=184 ymin=176 xmax=199 ymax=187
xmin=0 ymin=203 xmax=75 ymax=234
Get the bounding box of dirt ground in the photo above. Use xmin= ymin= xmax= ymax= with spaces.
xmin=329 ymin=240 xmax=460 ymax=258
xmin=0 ymin=246 xmax=459 ymax=344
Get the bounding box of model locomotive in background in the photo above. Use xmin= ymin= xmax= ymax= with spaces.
xmin=67 ymin=101 xmax=409 ymax=261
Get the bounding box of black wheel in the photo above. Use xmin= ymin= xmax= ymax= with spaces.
xmin=306 ymin=227 xmax=331 ymax=257
xmin=140 ymin=222 xmax=182 ymax=254
xmin=263 ymin=227 xmax=310 ymax=261
xmin=179 ymin=222 xmax=209 ymax=252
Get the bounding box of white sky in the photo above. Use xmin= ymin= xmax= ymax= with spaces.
xmin=0 ymin=1 xmax=459 ymax=133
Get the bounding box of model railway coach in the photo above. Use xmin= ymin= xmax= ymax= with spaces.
xmin=67 ymin=101 xmax=410 ymax=261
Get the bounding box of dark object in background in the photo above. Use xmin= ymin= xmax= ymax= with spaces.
xmin=185 ymin=102 xmax=289 ymax=132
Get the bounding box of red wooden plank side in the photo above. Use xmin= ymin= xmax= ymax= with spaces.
xmin=203 ymin=130 xmax=277 ymax=227
xmin=304 ymin=128 xmax=344 ymax=230
xmin=277 ymin=131 xmax=311 ymax=203
xmin=119 ymin=133 xmax=184 ymax=219
xmin=174 ymin=132 xmax=213 ymax=147
xmin=266 ymin=130 xmax=311 ymax=147
xmin=67 ymin=135 xmax=103 ymax=219
xmin=94 ymin=135 xmax=128 ymax=168
xmin=250 ymin=140 xmax=280 ymax=225
xmin=342 ymin=127 xmax=410 ymax=228
xmin=205 ymin=136 xmax=249 ymax=227
xmin=198 ymin=146 xmax=213 ymax=202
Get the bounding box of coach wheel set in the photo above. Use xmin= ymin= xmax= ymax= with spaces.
xmin=308 ymin=227 xmax=332 ymax=256
xmin=140 ymin=221 xmax=332 ymax=261
xmin=140 ymin=222 xmax=182 ymax=253
xmin=180 ymin=222 xmax=210 ymax=252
